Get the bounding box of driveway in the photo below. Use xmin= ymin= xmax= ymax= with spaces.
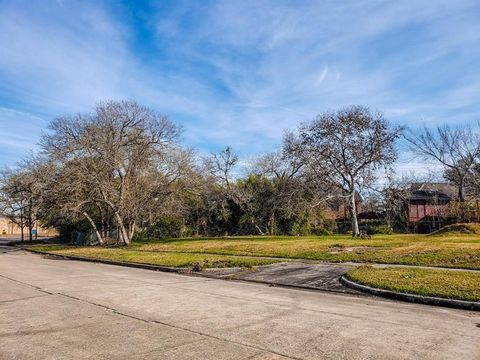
xmin=204 ymin=262 xmax=361 ymax=294
xmin=0 ymin=251 xmax=479 ymax=359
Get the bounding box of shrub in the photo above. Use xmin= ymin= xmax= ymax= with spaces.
xmin=288 ymin=216 xmax=311 ymax=236
xmin=145 ymin=216 xmax=185 ymax=239
xmin=364 ymin=224 xmax=393 ymax=235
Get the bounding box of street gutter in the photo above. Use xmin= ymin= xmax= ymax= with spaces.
xmin=340 ymin=275 xmax=480 ymax=311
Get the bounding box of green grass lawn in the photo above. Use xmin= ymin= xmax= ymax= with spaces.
xmin=346 ymin=266 xmax=480 ymax=302
xmin=33 ymin=232 xmax=480 ymax=270
xmin=127 ymin=233 xmax=480 ymax=270
xmin=33 ymin=246 xmax=283 ymax=269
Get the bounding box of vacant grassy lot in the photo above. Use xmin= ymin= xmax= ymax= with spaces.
xmin=34 ymin=232 xmax=480 ymax=270
xmin=346 ymin=266 xmax=480 ymax=302
xmin=128 ymin=233 xmax=480 ymax=270
xmin=33 ymin=246 xmax=282 ymax=269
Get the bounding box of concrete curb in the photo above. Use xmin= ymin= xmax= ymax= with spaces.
xmin=198 ymin=271 xmax=360 ymax=295
xmin=25 ymin=249 xmax=184 ymax=273
xmin=340 ymin=275 xmax=480 ymax=311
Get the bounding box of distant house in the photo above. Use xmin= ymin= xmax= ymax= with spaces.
xmin=406 ymin=183 xmax=456 ymax=233
xmin=0 ymin=215 xmax=57 ymax=237
xmin=0 ymin=216 xmax=20 ymax=236
xmin=321 ymin=192 xmax=366 ymax=233
xmin=324 ymin=191 xmax=363 ymax=221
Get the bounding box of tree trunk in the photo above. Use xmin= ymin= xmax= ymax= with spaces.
xmin=350 ymin=191 xmax=359 ymax=237
xmin=255 ymin=225 xmax=266 ymax=235
xmin=269 ymin=209 xmax=276 ymax=235
xmin=100 ymin=198 xmax=131 ymax=245
xmin=458 ymin=177 xmax=466 ymax=221
xmin=458 ymin=177 xmax=465 ymax=202
xmin=116 ymin=220 xmax=130 ymax=245
xmin=99 ymin=205 xmax=108 ymax=242
xmin=28 ymin=199 xmax=33 ymax=242
xmin=128 ymin=221 xmax=135 ymax=241
xmin=20 ymin=207 xmax=24 ymax=242
xmin=82 ymin=212 xmax=104 ymax=245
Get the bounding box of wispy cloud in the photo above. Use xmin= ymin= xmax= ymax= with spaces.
xmin=0 ymin=108 xmax=46 ymax=166
xmin=0 ymin=0 xmax=479 ymax=172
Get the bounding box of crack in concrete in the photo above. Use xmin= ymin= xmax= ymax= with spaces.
xmin=0 ymin=272 xmax=296 ymax=358
xmin=117 ymin=337 xmax=211 ymax=358
xmin=58 ymin=292 xmax=299 ymax=360
xmin=0 ymin=274 xmax=55 ymax=295
xmin=0 ymin=294 xmax=50 ymax=304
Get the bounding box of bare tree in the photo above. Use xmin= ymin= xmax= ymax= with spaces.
xmin=0 ymin=165 xmax=41 ymax=241
xmin=288 ymin=106 xmax=403 ymax=236
xmin=41 ymin=100 xmax=182 ymax=245
xmin=207 ymin=147 xmax=238 ymax=188
xmin=406 ymin=124 xmax=480 ymax=202
xmin=0 ymin=169 xmax=28 ymax=241
xmin=253 ymin=150 xmax=305 ymax=234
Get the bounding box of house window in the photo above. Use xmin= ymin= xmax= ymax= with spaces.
xmin=410 ymin=204 xmax=427 ymax=219
xmin=418 ymin=204 xmax=425 ymax=218
xmin=410 ymin=204 xmax=418 ymax=218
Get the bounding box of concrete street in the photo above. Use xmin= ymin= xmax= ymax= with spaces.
xmin=0 ymin=248 xmax=479 ymax=360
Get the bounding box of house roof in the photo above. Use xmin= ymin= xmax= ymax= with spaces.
xmin=410 ymin=182 xmax=456 ymax=196
xmin=408 ymin=190 xmax=452 ymax=202
xmin=408 ymin=182 xmax=457 ymax=201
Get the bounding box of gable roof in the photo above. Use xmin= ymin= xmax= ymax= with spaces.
xmin=409 ymin=182 xmax=457 ymax=200
xmin=411 ymin=182 xmax=456 ymax=196
xmin=408 ymin=190 xmax=452 ymax=202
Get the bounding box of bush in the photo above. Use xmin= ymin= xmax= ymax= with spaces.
xmin=312 ymin=218 xmax=336 ymax=235
xmin=145 ymin=216 xmax=185 ymax=239
xmin=288 ymin=216 xmax=311 ymax=236
xmin=364 ymin=224 xmax=393 ymax=235
xmin=312 ymin=227 xmax=332 ymax=236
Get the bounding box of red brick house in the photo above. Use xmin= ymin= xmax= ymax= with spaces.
xmin=406 ymin=183 xmax=456 ymax=233
xmin=324 ymin=191 xmax=363 ymax=221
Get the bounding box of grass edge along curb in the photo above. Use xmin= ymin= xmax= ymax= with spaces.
xmin=25 ymin=248 xmax=280 ymax=275
xmin=340 ymin=275 xmax=480 ymax=311
xmin=25 ymin=248 xmax=183 ymax=273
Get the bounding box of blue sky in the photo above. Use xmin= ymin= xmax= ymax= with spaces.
xmin=1 ymin=0 xmax=479 ymax=172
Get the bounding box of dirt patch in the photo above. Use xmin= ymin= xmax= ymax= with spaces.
xmin=328 ymin=246 xmax=376 ymax=254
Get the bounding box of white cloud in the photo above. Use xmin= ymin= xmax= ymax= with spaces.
xmin=0 ymin=107 xmax=47 ymax=166
xmin=0 ymin=0 xmax=479 ymax=167
xmin=0 ymin=3 xmax=130 ymax=111
xmin=146 ymin=0 xmax=479 ymax=153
